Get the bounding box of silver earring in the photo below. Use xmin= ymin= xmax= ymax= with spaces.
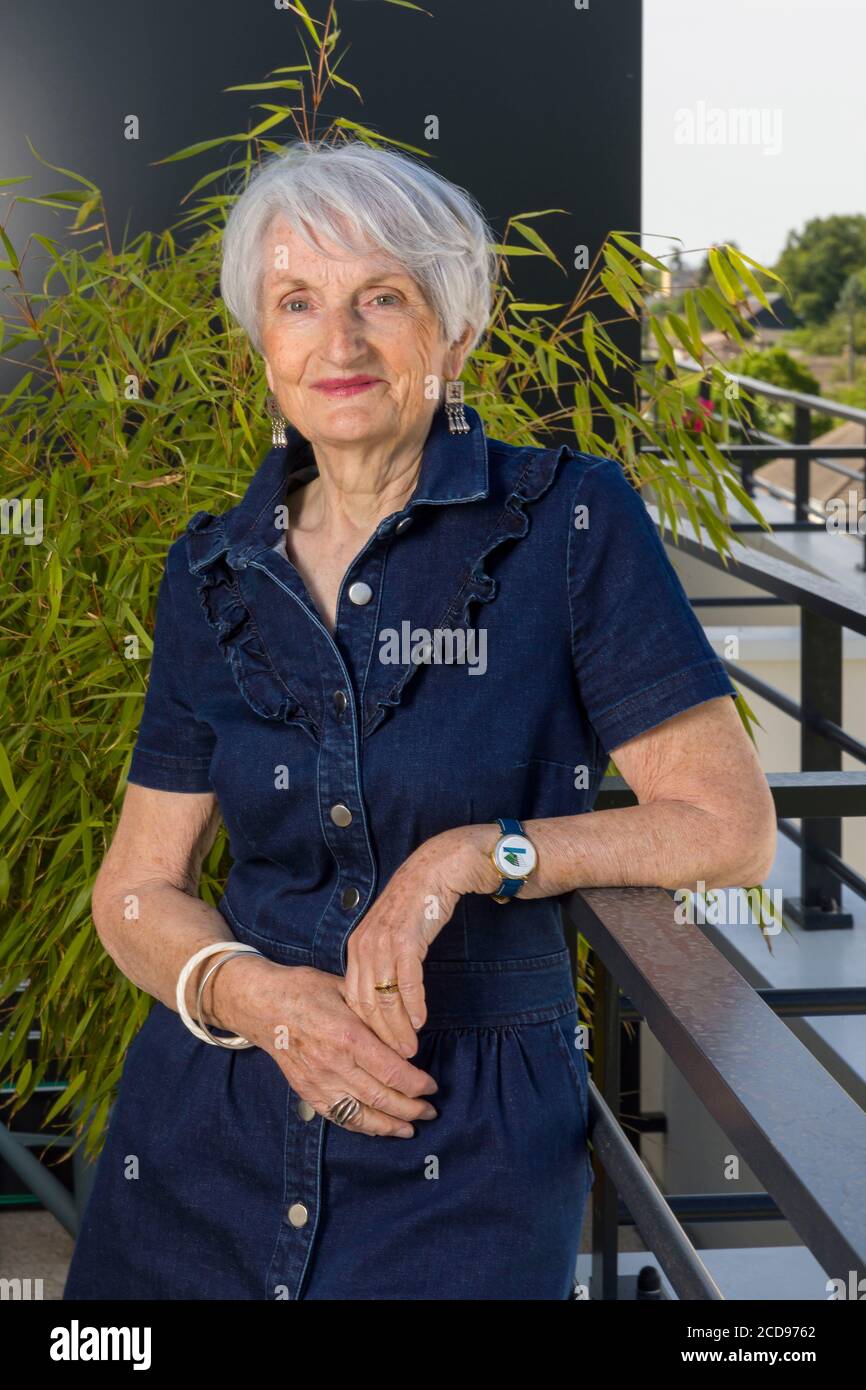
xmin=265 ymin=392 xmax=288 ymax=448
xmin=444 ymin=379 xmax=469 ymax=434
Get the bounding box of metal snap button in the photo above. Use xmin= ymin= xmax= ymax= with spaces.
xmin=333 ymin=690 xmax=348 ymax=716
xmin=287 ymin=1202 xmax=309 ymax=1228
xmin=395 ymin=516 xmax=413 ymax=534
xmin=340 ymin=886 xmax=360 ymax=910
xmin=296 ymin=1100 xmax=316 ymax=1122
xmin=330 ymin=803 xmax=353 ymax=827
xmin=348 ymin=581 xmax=373 ymax=606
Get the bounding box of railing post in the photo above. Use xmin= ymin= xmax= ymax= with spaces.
xmin=589 ymin=950 xmax=621 ymax=1300
xmin=793 ymin=403 xmax=811 ymax=522
xmin=785 ymin=607 xmax=854 ymax=929
xmin=741 ymin=388 xmax=758 ymax=497
xmin=861 ymin=429 xmax=866 ymax=573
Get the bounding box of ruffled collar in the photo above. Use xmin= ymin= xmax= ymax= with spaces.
xmin=188 ymin=402 xmax=490 ymax=576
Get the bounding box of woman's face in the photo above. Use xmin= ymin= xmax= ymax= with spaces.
xmin=258 ymin=214 xmax=469 ymax=449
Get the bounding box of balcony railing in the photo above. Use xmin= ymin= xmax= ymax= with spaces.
xmin=569 ymin=396 xmax=866 ymax=1296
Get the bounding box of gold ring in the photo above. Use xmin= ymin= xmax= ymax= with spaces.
xmin=375 ymin=980 xmax=400 ymax=993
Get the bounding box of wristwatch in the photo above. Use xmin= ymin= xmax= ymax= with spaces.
xmin=490 ymin=818 xmax=538 ymax=904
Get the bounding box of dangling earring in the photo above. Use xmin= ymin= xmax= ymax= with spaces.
xmin=265 ymin=391 xmax=288 ymax=448
xmin=444 ymin=379 xmax=469 ymax=434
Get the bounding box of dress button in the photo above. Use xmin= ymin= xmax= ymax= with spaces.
xmin=297 ymin=1100 xmax=316 ymax=1122
xmin=287 ymin=1202 xmax=309 ymax=1228
xmin=330 ymin=803 xmax=353 ymax=827
xmin=348 ymin=581 xmax=373 ymax=606
xmin=341 ymin=886 xmax=360 ymax=910
xmin=395 ymin=516 xmax=413 ymax=534
xmin=333 ymin=689 xmax=347 ymax=716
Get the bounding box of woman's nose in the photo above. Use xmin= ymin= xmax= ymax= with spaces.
xmin=319 ymin=306 xmax=370 ymax=359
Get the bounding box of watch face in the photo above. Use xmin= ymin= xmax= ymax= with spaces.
xmin=493 ymin=833 xmax=537 ymax=879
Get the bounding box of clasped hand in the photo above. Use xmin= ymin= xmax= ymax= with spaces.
xmin=343 ymin=825 xmax=497 ymax=1057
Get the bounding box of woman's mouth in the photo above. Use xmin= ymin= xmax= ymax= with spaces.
xmin=312 ymin=377 xmax=383 ymax=398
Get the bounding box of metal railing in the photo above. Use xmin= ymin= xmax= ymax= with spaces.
xmin=568 ymin=436 xmax=866 ymax=1297
xmin=563 ymin=883 xmax=866 ymax=1301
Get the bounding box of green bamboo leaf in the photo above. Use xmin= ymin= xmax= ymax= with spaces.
xmin=508 ymin=302 xmax=566 ymax=313
xmin=42 ymin=1070 xmax=86 ymax=1126
xmin=510 ymin=221 xmax=564 ymax=269
xmin=156 ymin=137 xmax=235 ymax=165
xmin=582 ymin=315 xmax=608 ymax=385
xmin=600 ymin=268 xmax=637 ymax=315
xmin=0 ymin=743 xmax=24 ymax=815
xmin=330 ymin=119 xmax=431 ymax=158
xmin=0 ymin=224 xmax=20 ymax=272
xmin=44 ymin=924 xmax=93 ymax=1004
xmin=285 ymin=1 xmax=323 ymax=45
xmin=609 ymin=232 xmax=668 ymax=274
xmin=667 ymin=311 xmax=702 ymax=360
xmin=734 ymin=248 xmax=785 ymax=285
xmin=603 ymin=243 xmax=643 ymax=285
xmin=224 ymin=80 xmax=304 ymax=92
xmin=23 ymin=136 xmax=98 ymax=191
xmin=650 ymin=316 xmax=678 ymax=371
xmin=685 ymin=290 xmax=702 ymax=350
xmin=489 ymin=244 xmax=545 ymax=257
xmin=708 ymin=247 xmax=741 ymax=305
xmin=724 ymin=245 xmax=771 ymax=312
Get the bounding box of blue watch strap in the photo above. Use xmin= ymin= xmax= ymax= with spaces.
xmin=493 ymin=818 xmax=529 ymax=902
xmin=495 ymin=875 xmax=524 ymax=900
xmin=497 ymin=817 xmax=524 ymax=836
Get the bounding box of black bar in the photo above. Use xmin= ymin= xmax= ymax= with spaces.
xmin=793 ymin=404 xmax=812 ymax=522
xmin=590 ymin=953 xmax=621 ymax=1302
xmin=587 ymin=1083 xmax=724 ymax=1300
xmin=691 ymin=596 xmax=791 ymax=606
xmin=648 ymin=503 xmax=866 ymax=637
xmin=794 ymin=610 xmax=853 ymax=927
xmin=620 ymin=984 xmax=866 ymax=1020
xmin=596 ymin=771 xmax=866 ymax=818
xmin=639 ymin=444 xmax=866 ymax=460
xmin=617 ymin=1192 xmax=784 ymax=1225
xmin=722 ymin=661 xmax=866 ymax=767
xmin=778 ymin=819 xmax=866 ymax=903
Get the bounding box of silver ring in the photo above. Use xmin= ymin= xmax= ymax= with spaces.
xmin=327 ymin=1095 xmax=362 ymax=1127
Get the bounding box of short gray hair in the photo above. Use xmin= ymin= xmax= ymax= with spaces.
xmin=220 ymin=140 xmax=497 ymax=358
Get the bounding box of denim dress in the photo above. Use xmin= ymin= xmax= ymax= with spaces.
xmin=64 ymin=403 xmax=737 ymax=1301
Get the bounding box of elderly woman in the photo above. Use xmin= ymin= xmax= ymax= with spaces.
xmin=64 ymin=140 xmax=776 ymax=1301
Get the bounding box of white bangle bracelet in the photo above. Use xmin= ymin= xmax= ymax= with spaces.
xmin=176 ymin=941 xmax=261 ymax=1047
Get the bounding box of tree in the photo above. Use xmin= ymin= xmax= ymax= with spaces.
xmin=836 ymin=271 xmax=866 ymax=383
xmin=775 ymin=215 xmax=866 ymax=325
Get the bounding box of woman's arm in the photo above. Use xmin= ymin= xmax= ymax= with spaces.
xmin=92 ymin=784 xmax=439 ymax=1137
xmin=454 ymin=694 xmax=777 ymax=898
xmin=92 ymin=784 xmax=243 ymax=1025
xmin=344 ymin=696 xmax=777 ymax=1050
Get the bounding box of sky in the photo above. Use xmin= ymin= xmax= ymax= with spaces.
xmin=643 ymin=0 xmax=866 ymax=272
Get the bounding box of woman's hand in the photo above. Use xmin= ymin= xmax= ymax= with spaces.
xmin=344 ymin=825 xmax=500 ymax=1055
xmin=217 ymin=955 xmax=440 ymax=1139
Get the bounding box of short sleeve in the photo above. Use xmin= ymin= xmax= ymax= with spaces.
xmin=127 ymin=562 xmax=216 ymax=793
xmin=567 ymin=457 xmax=738 ymax=755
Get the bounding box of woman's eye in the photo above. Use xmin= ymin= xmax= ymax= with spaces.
xmin=283 ymin=298 xmax=308 ymax=313
xmin=371 ymin=293 xmax=399 ymax=307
